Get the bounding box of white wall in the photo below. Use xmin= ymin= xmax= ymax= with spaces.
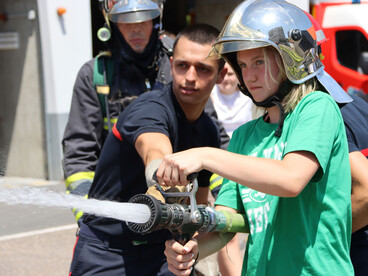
xmin=37 ymin=0 xmax=92 ymax=180
xmin=0 ymin=0 xmax=45 ymax=178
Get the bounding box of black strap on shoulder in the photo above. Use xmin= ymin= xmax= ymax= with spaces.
xmin=159 ymin=31 xmax=174 ymax=57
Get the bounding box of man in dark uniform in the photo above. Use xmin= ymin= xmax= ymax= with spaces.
xmin=68 ymin=23 xmax=226 ymax=276
xmin=340 ymin=94 xmax=368 ymax=276
xmin=62 ymin=0 xmax=230 ymax=224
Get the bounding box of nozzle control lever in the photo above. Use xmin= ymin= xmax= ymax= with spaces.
xmin=153 ymin=172 xmax=200 ymax=223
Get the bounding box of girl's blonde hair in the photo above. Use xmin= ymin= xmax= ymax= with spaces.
xmin=263 ymin=47 xmax=318 ymax=114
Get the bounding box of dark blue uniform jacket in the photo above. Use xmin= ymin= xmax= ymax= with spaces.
xmin=341 ymin=95 xmax=368 ymax=276
xmin=84 ymin=84 xmax=220 ymax=243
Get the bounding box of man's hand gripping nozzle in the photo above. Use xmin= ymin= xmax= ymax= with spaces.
xmin=143 ymin=171 xmax=200 ymax=244
xmin=148 ymin=171 xmax=200 ymax=223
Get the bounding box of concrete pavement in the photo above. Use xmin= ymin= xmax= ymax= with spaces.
xmin=0 ymin=177 xmax=235 ymax=276
xmin=0 ymin=177 xmax=77 ymax=276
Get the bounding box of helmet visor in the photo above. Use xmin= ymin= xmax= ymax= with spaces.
xmin=108 ymin=0 xmax=160 ymax=23
xmin=109 ymin=10 xmax=160 ymax=23
xmin=209 ymin=40 xmax=269 ymax=59
xmin=208 ymin=3 xmax=271 ymax=59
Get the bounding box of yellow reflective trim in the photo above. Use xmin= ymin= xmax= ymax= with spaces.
xmin=65 ymin=171 xmax=95 ymax=189
xmin=103 ymin=117 xmax=118 ymax=130
xmin=74 ymin=209 xmax=84 ymax=222
xmin=209 ymin=173 xmax=223 ymax=190
xmin=103 ymin=117 xmax=118 ymax=123
xmin=96 ymin=85 xmax=110 ymax=95
xmin=72 ymin=195 xmax=88 ymax=222
xmin=210 ymin=173 xmax=219 ymax=182
xmin=210 ymin=180 xmax=223 ymax=190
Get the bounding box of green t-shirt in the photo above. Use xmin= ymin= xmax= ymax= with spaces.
xmin=215 ymin=91 xmax=353 ymax=276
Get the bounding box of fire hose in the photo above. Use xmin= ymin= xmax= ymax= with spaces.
xmin=127 ymin=175 xmax=249 ymax=244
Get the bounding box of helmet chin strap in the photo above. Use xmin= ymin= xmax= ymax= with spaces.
xmin=239 ymin=80 xmax=293 ymax=137
xmin=271 ymin=100 xmax=285 ymax=137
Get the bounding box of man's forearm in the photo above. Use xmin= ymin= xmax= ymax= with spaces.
xmin=349 ymin=151 xmax=368 ymax=232
xmin=351 ymin=178 xmax=368 ymax=232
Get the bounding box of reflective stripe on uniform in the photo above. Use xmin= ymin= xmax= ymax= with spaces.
xmin=74 ymin=209 xmax=84 ymax=222
xmin=72 ymin=195 xmax=88 ymax=222
xmin=65 ymin=171 xmax=95 ymax=189
xmin=65 ymin=174 xmax=91 ymax=223
xmin=209 ymin=173 xmax=223 ymax=191
xmin=103 ymin=117 xmax=118 ymax=130
xmin=67 ymin=192 xmax=88 ymax=222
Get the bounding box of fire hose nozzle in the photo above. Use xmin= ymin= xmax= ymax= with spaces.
xmin=127 ymin=194 xmax=249 ymax=236
xmin=151 ymin=171 xmax=200 ymax=223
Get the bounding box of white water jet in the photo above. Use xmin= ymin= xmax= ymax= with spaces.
xmin=0 ymin=186 xmax=151 ymax=224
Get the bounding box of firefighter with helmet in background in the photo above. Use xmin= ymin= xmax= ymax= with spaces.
xmin=62 ymin=0 xmax=173 ymax=223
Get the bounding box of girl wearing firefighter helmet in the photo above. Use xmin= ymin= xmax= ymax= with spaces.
xmin=157 ymin=0 xmax=354 ymax=275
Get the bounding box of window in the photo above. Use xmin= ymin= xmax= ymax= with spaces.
xmin=336 ymin=30 xmax=368 ymax=74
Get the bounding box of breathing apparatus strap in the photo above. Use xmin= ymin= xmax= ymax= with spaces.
xmin=158 ymin=31 xmax=174 ymax=57
xmin=93 ymin=51 xmax=114 ymax=119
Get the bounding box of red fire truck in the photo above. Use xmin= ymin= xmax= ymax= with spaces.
xmin=310 ymin=0 xmax=368 ymax=96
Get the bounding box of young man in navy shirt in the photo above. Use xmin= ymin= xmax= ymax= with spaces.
xmin=340 ymin=94 xmax=368 ymax=276
xmin=68 ymin=24 xmax=226 ymax=276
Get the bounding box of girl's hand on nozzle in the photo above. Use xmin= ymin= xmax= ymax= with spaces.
xmin=164 ymin=238 xmax=199 ymax=276
xmin=156 ymin=149 xmax=204 ymax=187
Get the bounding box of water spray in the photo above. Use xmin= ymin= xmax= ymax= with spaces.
xmin=0 ymin=185 xmax=151 ymax=224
